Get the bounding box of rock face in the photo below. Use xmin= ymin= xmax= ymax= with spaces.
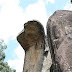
xmin=47 ymin=10 xmax=72 ymax=72
xmin=17 ymin=20 xmax=45 ymax=72
xmin=42 ymin=36 xmax=52 ymax=72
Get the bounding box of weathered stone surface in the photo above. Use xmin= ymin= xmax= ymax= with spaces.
xmin=42 ymin=36 xmax=52 ymax=72
xmin=17 ymin=20 xmax=45 ymax=72
xmin=47 ymin=10 xmax=72 ymax=72
xmin=42 ymin=50 xmax=52 ymax=72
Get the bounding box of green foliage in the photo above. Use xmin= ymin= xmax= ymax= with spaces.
xmin=0 ymin=39 xmax=6 ymax=61
xmin=0 ymin=39 xmax=16 ymax=72
xmin=71 ymin=0 xmax=72 ymax=3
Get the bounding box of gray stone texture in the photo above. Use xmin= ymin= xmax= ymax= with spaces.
xmin=47 ymin=10 xmax=72 ymax=72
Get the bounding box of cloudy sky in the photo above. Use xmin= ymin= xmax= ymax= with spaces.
xmin=0 ymin=0 xmax=72 ymax=72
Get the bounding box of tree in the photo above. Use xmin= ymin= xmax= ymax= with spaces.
xmin=0 ymin=39 xmax=16 ymax=72
xmin=71 ymin=0 xmax=72 ymax=3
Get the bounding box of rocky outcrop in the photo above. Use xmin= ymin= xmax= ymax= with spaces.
xmin=42 ymin=36 xmax=52 ymax=72
xmin=17 ymin=10 xmax=72 ymax=72
xmin=47 ymin=10 xmax=72 ymax=72
xmin=17 ymin=20 xmax=45 ymax=72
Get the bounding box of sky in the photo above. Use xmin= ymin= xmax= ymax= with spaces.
xmin=0 ymin=0 xmax=72 ymax=72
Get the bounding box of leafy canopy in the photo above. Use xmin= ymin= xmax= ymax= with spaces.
xmin=71 ymin=0 xmax=72 ymax=3
xmin=0 ymin=39 xmax=16 ymax=72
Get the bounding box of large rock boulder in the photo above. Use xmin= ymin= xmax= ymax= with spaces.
xmin=17 ymin=20 xmax=45 ymax=72
xmin=47 ymin=10 xmax=72 ymax=72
